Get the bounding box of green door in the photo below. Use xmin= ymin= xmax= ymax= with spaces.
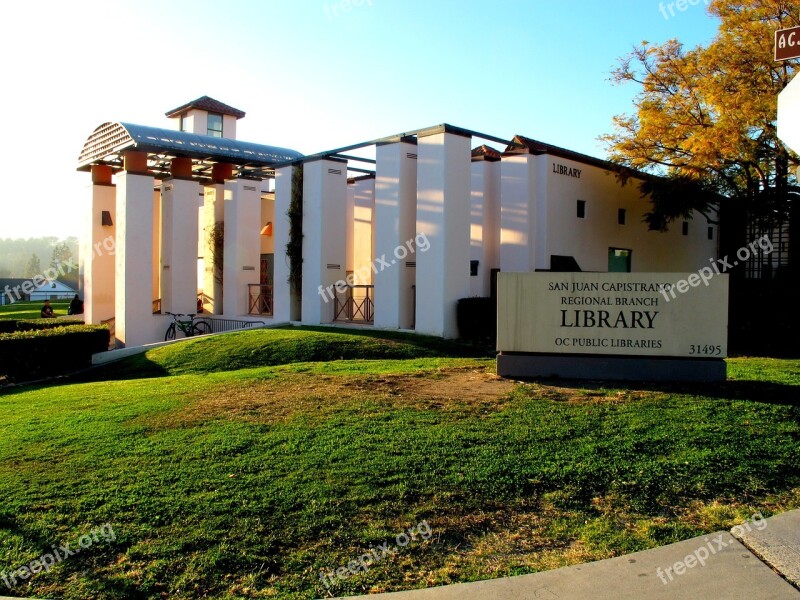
xmin=608 ymin=248 xmax=632 ymax=272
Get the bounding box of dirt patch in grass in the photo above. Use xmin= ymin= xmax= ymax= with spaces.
xmin=134 ymin=367 xmax=517 ymax=430
xmin=516 ymin=382 xmax=666 ymax=405
xmin=349 ymin=367 xmax=516 ymax=406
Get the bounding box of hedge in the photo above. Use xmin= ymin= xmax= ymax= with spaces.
xmin=457 ymin=297 xmax=496 ymax=341
xmin=0 ymin=319 xmax=85 ymax=334
xmin=0 ymin=325 xmax=110 ymax=383
xmin=15 ymin=319 xmax=85 ymax=332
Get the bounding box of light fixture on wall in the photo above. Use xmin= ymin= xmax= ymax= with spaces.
xmin=260 ymin=221 xmax=273 ymax=236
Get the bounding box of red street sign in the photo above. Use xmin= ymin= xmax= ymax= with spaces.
xmin=776 ymin=26 xmax=800 ymax=61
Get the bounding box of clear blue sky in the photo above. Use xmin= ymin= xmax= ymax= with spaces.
xmin=0 ymin=0 xmax=720 ymax=239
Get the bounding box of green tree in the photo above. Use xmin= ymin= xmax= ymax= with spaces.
xmin=50 ymin=241 xmax=73 ymax=270
xmin=602 ymin=0 xmax=800 ymax=272
xmin=24 ymin=253 xmax=41 ymax=278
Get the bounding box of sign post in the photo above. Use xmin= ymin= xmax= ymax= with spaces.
xmin=776 ymin=26 xmax=800 ymax=62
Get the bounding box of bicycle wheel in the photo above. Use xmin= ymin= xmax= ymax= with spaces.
xmin=192 ymin=320 xmax=212 ymax=336
xmin=165 ymin=324 xmax=176 ymax=341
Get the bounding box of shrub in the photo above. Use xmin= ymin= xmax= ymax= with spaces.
xmin=0 ymin=321 xmax=16 ymax=334
xmin=457 ymin=297 xmax=496 ymax=341
xmin=15 ymin=319 xmax=85 ymax=332
xmin=0 ymin=326 xmax=110 ymax=383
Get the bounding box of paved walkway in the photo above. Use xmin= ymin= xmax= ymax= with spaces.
xmin=336 ymin=510 xmax=800 ymax=599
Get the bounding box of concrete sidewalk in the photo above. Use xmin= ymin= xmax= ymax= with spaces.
xmin=337 ymin=510 xmax=800 ymax=599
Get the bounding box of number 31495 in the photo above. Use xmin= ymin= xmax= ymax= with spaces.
xmin=689 ymin=345 xmax=722 ymax=356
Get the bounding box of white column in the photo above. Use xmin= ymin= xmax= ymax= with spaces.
xmin=500 ymin=154 xmax=537 ymax=272
xmin=160 ymin=178 xmax=200 ymax=314
xmin=222 ymin=179 xmax=262 ymax=316
xmin=374 ymin=142 xmax=417 ymax=329
xmin=273 ymin=165 xmax=295 ymax=323
xmin=115 ymin=171 xmax=158 ymax=347
xmin=353 ymin=176 xmax=375 ymax=284
xmin=301 ymin=158 xmax=347 ymax=325
xmin=470 ymin=159 xmax=501 ymax=297
xmin=534 ymin=155 xmax=550 ymax=271
xmin=83 ymin=180 xmax=115 ymax=324
xmin=415 ymin=131 xmax=472 ymax=338
xmin=152 ymin=188 xmax=161 ymax=310
xmin=346 ymin=182 xmax=355 ymax=274
xmin=202 ymin=184 xmax=225 ymax=314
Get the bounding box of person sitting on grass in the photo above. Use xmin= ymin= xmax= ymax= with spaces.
xmin=68 ymin=294 xmax=84 ymax=315
xmin=40 ymin=299 xmax=55 ymax=318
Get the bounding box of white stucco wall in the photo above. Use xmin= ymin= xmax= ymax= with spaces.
xmin=273 ymin=166 xmax=296 ymax=323
xmin=301 ymin=159 xmax=348 ymax=325
xmin=374 ymin=142 xmax=418 ymax=330
xmin=778 ymin=72 xmax=800 ymax=155
xmin=543 ymin=154 xmax=717 ymax=272
xmin=115 ymin=172 xmax=161 ymax=347
xmin=353 ymin=177 xmax=375 ymax=285
xmin=346 ymin=183 xmax=355 ymax=274
xmin=83 ymin=183 xmax=116 ymax=323
xmin=222 ymin=114 xmax=237 ymax=139
xmin=222 ymin=179 xmax=262 ymax=316
xmin=415 ymin=132 xmax=472 ymax=338
xmin=260 ymin=195 xmax=275 ymax=256
xmin=499 ymin=154 xmax=538 ymax=272
xmin=470 ymin=160 xmax=500 ymax=296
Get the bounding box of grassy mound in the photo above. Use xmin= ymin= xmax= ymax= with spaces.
xmin=91 ymin=326 xmax=490 ymax=380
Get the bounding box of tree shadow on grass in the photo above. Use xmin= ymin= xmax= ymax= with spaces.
xmin=522 ymin=376 xmax=800 ymax=407
xmin=0 ymin=511 xmax=143 ymax=599
xmin=647 ymin=379 xmax=800 ymax=407
xmin=70 ymin=353 xmax=170 ymax=383
xmin=293 ymin=325 xmax=494 ymax=358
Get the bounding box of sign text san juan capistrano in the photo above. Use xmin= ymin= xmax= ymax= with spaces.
xmin=497 ymin=273 xmax=729 ymax=359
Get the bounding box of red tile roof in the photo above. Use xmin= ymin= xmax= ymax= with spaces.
xmin=505 ymin=135 xmax=630 ymax=175
xmin=471 ymin=144 xmax=502 ymax=161
xmin=165 ymin=96 xmax=246 ymax=119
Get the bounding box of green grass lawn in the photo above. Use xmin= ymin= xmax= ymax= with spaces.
xmin=0 ymin=300 xmax=71 ymax=320
xmin=0 ymin=328 xmax=798 ymax=599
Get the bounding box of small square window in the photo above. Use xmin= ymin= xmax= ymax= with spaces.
xmin=682 ymin=221 xmax=689 ymax=236
xmin=577 ymin=200 xmax=586 ymax=219
xmin=707 ymin=226 xmax=713 ymax=240
xmin=618 ymin=208 xmax=626 ymax=225
xmin=470 ymin=260 xmax=479 ymax=277
xmin=179 ymin=113 xmax=189 ymax=133
xmin=207 ymin=113 xmax=223 ymax=138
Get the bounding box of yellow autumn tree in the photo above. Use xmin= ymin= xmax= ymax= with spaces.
xmin=603 ymin=0 xmax=799 ymax=264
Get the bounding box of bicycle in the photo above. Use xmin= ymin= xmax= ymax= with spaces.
xmin=164 ymin=312 xmax=212 ymax=341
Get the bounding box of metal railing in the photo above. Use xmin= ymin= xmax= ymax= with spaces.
xmin=202 ymin=317 xmax=263 ymax=334
xmin=248 ymin=284 xmax=274 ymax=316
xmin=334 ymin=285 xmax=374 ymax=323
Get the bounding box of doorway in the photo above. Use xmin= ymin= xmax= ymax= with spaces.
xmin=608 ymin=248 xmax=632 ymax=272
